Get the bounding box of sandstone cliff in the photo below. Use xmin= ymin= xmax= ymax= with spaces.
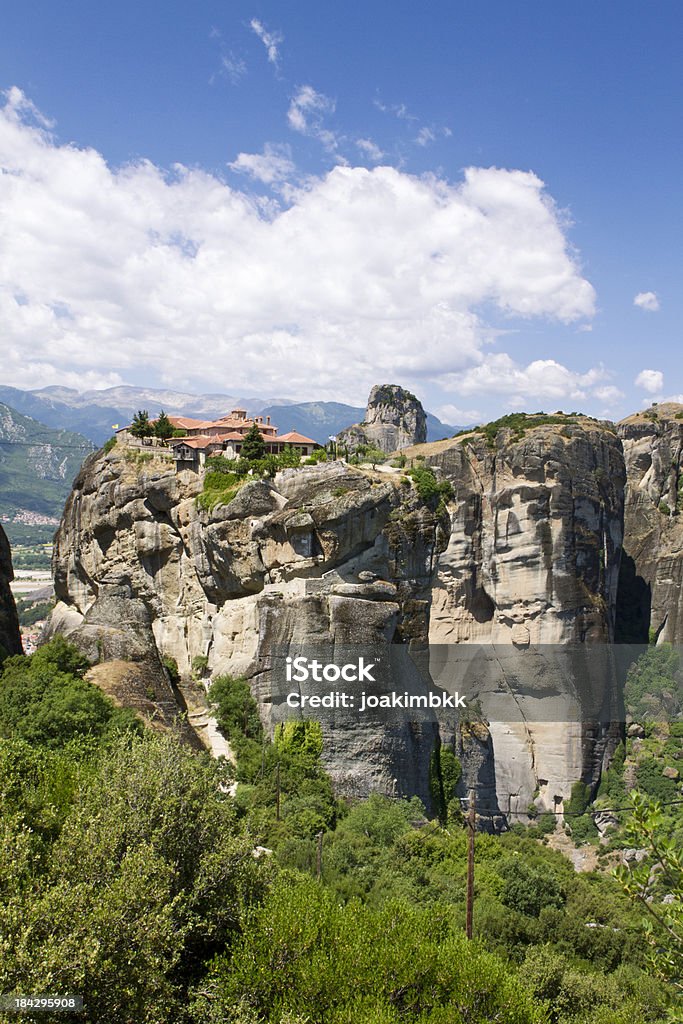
xmin=0 ymin=524 xmax=22 ymax=659
xmin=49 ymin=411 xmax=628 ymax=823
xmin=49 ymin=447 xmax=448 ymax=801
xmin=403 ymin=413 xmax=626 ymax=815
xmin=617 ymin=402 xmax=683 ymax=644
xmin=337 ymin=384 xmax=427 ymax=454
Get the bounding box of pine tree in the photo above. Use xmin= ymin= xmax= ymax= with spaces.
xmin=153 ymin=410 xmax=174 ymax=440
xmin=240 ymin=422 xmax=266 ymax=461
xmin=130 ymin=410 xmax=153 ymax=438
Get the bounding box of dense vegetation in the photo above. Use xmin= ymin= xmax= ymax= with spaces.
xmin=457 ymin=412 xmax=584 ymax=449
xmin=0 ymin=641 xmax=680 ymax=1022
xmin=0 ymin=401 xmax=94 ymax=536
xmin=197 ymin=446 xmax=305 ymax=509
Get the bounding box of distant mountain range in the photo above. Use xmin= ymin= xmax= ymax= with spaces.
xmin=0 ymin=402 xmax=94 ymax=544
xmin=0 ymin=386 xmax=459 ymax=446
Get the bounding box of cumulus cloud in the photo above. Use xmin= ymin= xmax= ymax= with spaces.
xmin=435 ymin=403 xmax=481 ymax=425
xmin=634 ymin=290 xmax=659 ymax=312
xmin=228 ymin=144 xmax=296 ymax=184
xmin=593 ymin=385 xmax=625 ymax=404
xmin=454 ymin=355 xmax=609 ymax=406
xmin=250 ymin=18 xmax=283 ymax=66
xmin=635 ymin=369 xmax=664 ymax=394
xmin=0 ymin=89 xmax=597 ymax=402
xmin=2 ymin=85 xmax=54 ymax=128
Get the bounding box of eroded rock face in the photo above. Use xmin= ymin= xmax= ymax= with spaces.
xmin=338 ymin=384 xmax=427 ymax=454
xmin=49 ymin=448 xmax=447 ymax=801
xmin=406 ymin=416 xmax=626 ymax=814
xmin=0 ymin=525 xmax=22 ymax=658
xmin=421 ymin=419 xmax=625 ymax=645
xmin=49 ymin=414 xmax=628 ymax=821
xmin=617 ymin=403 xmax=683 ymax=644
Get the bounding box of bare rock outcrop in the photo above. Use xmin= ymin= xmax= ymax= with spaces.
xmin=617 ymin=403 xmax=683 ymax=644
xmin=403 ymin=414 xmax=626 ymax=815
xmin=48 ymin=412 xmax=629 ymax=822
xmin=49 ymin=447 xmax=448 ymax=802
xmin=0 ymin=525 xmax=22 ymax=658
xmin=337 ymin=384 xmax=427 ymax=454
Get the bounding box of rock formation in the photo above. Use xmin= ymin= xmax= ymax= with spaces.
xmin=337 ymin=385 xmax=427 ymax=454
xmin=48 ymin=447 xmax=448 ymax=802
xmin=403 ymin=414 xmax=626 ymax=815
xmin=0 ymin=525 xmax=22 ymax=659
xmin=617 ymin=403 xmax=683 ymax=644
xmin=48 ymin=409 xmax=629 ymax=823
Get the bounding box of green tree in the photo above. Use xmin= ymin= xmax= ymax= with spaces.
xmin=153 ymin=409 xmax=175 ymax=440
xmin=0 ymin=638 xmax=140 ymax=749
xmin=499 ymin=857 xmax=566 ymax=917
xmin=129 ymin=409 xmax=154 ymax=438
xmin=240 ymin=423 xmax=266 ymax=461
xmin=614 ymin=792 xmax=683 ymax=995
xmin=1 ymin=733 xmax=271 ymax=1022
xmin=193 ymin=875 xmax=546 ymax=1023
xmin=362 ymin=446 xmax=386 ymax=469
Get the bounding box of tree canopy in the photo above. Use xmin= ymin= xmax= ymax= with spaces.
xmin=129 ymin=409 xmax=154 ymax=438
xmin=240 ymin=422 xmax=267 ymax=461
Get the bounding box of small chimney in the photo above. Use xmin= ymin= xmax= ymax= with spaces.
xmin=266 ymin=415 xmax=270 ymax=425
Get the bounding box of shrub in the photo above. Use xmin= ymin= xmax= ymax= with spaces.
xmin=0 ymin=638 xmax=141 ymax=748
xmin=406 ymin=466 xmax=454 ymax=506
xmin=162 ymin=656 xmax=180 ymax=687
xmin=191 ymin=655 xmax=209 ymax=678
xmin=499 ymin=858 xmax=566 ymax=917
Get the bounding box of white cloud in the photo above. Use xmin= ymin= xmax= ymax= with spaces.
xmin=454 ymin=355 xmax=609 ymax=406
xmin=2 ymin=85 xmax=54 ymax=128
xmin=435 ymin=403 xmax=481 ymax=425
xmin=0 ymin=89 xmax=596 ymax=402
xmin=416 ymin=126 xmax=436 ymax=147
xmin=287 ymin=85 xmax=338 ymax=150
xmin=356 ymin=138 xmax=384 ymax=162
xmin=593 ymin=385 xmax=625 ymax=404
xmin=374 ymin=99 xmax=417 ymax=122
xmin=634 ymin=290 xmax=659 ymax=312
xmin=220 ymin=54 xmax=247 ymax=84
xmin=635 ymin=369 xmax=664 ymax=394
xmin=228 ymin=144 xmax=296 ymax=185
xmin=249 ymin=18 xmax=283 ymax=66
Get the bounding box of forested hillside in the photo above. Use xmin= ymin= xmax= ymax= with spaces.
xmin=0 ymin=639 xmax=680 ymax=1023
xmin=0 ymin=403 xmax=93 ymax=545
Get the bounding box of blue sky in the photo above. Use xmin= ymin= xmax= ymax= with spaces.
xmin=0 ymin=1 xmax=681 ymax=421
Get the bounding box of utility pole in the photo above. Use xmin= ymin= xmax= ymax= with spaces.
xmin=276 ymin=763 xmax=281 ymax=822
xmin=466 ymin=788 xmax=475 ymax=940
xmin=316 ymin=831 xmax=323 ymax=880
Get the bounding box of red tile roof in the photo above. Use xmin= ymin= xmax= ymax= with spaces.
xmin=170 ymin=435 xmax=224 ymax=450
xmin=167 ymin=416 xmax=208 ymax=430
xmin=278 ymin=431 xmax=317 ymax=444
